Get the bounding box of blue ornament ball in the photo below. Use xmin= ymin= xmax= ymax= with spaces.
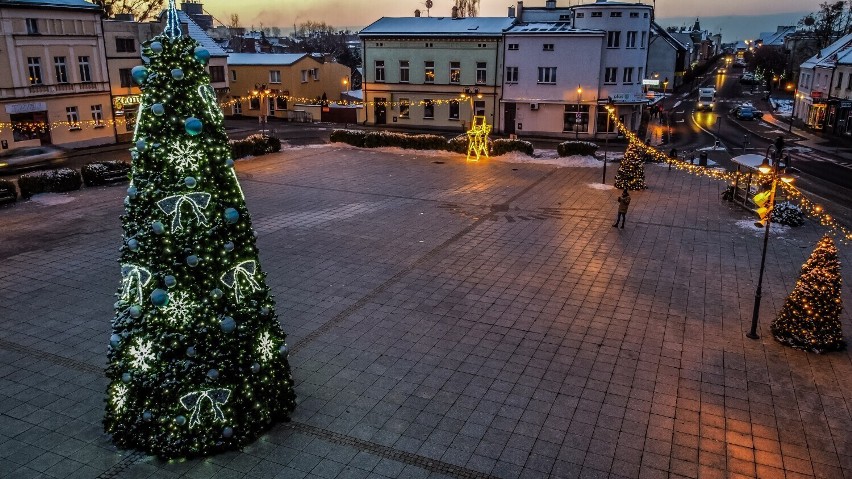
xmin=225 ymin=159 xmax=235 ymax=168
xmin=142 ymin=411 xmax=153 ymax=422
xmin=260 ymin=306 xmax=270 ymax=317
xmin=224 ymin=208 xmax=239 ymax=224
xmin=175 ymin=415 xmax=186 ymax=426
xmin=127 ymin=186 xmax=138 ymax=198
xmin=186 ymin=346 xmax=196 ymax=357
xmin=207 ymin=369 xmax=219 ymax=380
xmin=149 ymin=41 xmax=163 ymax=53
xmin=151 ymin=221 xmax=165 ymax=235
xmin=251 ymin=362 xmax=261 ymax=374
xmin=171 ymin=68 xmax=184 ymax=80
xmin=135 ymin=140 xmax=146 ymax=152
xmin=184 ymin=177 xmax=197 ymax=188
xmin=109 ymin=334 xmax=121 ymax=347
xmin=164 ymin=275 xmax=176 ymax=288
xmin=151 ymin=103 xmax=165 ymax=116
xmin=211 ymin=288 xmax=223 ymax=299
xmin=222 ymin=426 xmax=234 ymax=438
xmin=194 ymin=47 xmax=210 ymax=63
xmin=220 ymin=316 xmax=236 ymax=333
xmin=121 ymin=372 xmax=132 ymax=383
xmin=127 ymin=239 xmax=139 ymax=251
xmin=224 ymin=241 xmax=235 ymax=252
xmin=128 ymin=305 xmax=142 ymax=318
xmin=131 ymin=65 xmax=148 ymax=85
xmin=186 ymin=255 xmax=199 ymax=267
xmin=150 ymin=288 xmax=169 ymax=307
xmin=279 ymin=343 xmax=289 ymax=357
xmin=184 ymin=117 xmax=203 ymax=136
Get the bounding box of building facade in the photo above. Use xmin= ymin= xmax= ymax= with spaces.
xmin=0 ymin=0 xmax=114 ymax=152
xmin=795 ymin=33 xmax=852 ymax=131
xmin=225 ymin=53 xmax=351 ymax=120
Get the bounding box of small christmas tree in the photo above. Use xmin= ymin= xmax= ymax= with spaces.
xmin=770 ymin=235 xmax=846 ymax=353
xmin=614 ymin=141 xmax=647 ymax=190
xmin=104 ymin=0 xmax=296 ymax=458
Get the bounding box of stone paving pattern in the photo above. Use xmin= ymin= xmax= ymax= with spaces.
xmin=0 ymin=144 xmax=851 ymax=479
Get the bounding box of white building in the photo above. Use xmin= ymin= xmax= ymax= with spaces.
xmin=795 ymin=33 xmax=852 ymax=130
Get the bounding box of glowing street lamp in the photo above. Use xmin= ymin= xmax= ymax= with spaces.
xmin=576 ymin=85 xmax=582 ymax=140
xmin=602 ymin=99 xmax=614 ymax=184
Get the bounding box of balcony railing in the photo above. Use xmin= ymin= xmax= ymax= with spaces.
xmin=2 ymin=81 xmax=109 ymax=99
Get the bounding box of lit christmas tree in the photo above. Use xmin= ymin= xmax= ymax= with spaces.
xmin=104 ymin=1 xmax=296 ymax=458
xmin=770 ymin=235 xmax=846 ymax=353
xmin=614 ymin=141 xmax=647 ymax=190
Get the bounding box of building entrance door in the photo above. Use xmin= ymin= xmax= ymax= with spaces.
xmin=504 ymin=103 xmax=516 ymax=134
xmin=374 ymin=98 xmax=387 ymax=124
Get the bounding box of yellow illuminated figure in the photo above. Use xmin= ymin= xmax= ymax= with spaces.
xmin=466 ymin=115 xmax=490 ymax=161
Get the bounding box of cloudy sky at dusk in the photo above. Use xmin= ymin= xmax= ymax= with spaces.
xmin=198 ymin=0 xmax=825 ymax=40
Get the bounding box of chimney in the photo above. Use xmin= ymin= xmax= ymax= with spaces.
xmin=508 ymin=5 xmax=515 ymax=17
xmin=545 ymin=0 xmax=556 ymax=9
xmin=452 ymin=6 xmax=458 ymax=18
xmin=516 ymin=1 xmax=523 ymax=21
xmin=415 ymin=9 xmax=421 ymax=17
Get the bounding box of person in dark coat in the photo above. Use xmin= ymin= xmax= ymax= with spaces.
xmin=613 ymin=189 xmax=631 ymax=228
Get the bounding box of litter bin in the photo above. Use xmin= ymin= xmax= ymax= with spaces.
xmin=699 ymin=152 xmax=708 ymax=166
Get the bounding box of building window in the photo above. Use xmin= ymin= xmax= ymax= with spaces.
xmin=231 ymin=70 xmax=237 ymax=81
xmin=400 ymin=60 xmax=410 ymax=83
xmin=78 ymin=56 xmax=91 ymax=82
xmin=115 ymin=38 xmax=136 ymax=53
xmin=537 ymin=67 xmax=556 ymax=84
xmin=564 ymin=104 xmax=589 ymax=133
xmin=54 ymin=57 xmax=68 ymax=84
xmin=311 ymin=68 xmax=318 ymax=81
xmin=508 ymin=43 xmax=519 ymax=50
xmin=119 ymin=67 xmax=133 ymax=87
xmin=610 ymin=11 xmax=622 ymax=17
xmin=623 ymin=67 xmax=634 ymax=84
xmin=641 ymin=31 xmax=646 ymax=48
xmin=232 ymin=98 xmax=242 ymax=115
xmin=66 ymin=106 xmax=80 ymax=128
xmin=591 ymin=11 xmax=602 ymax=17
xmin=27 ymin=57 xmax=42 ymax=85
xmin=576 ymin=12 xmax=584 ymax=18
xmin=543 ymin=43 xmax=554 ymax=51
xmin=638 ymin=67 xmax=643 ymax=83
xmin=476 ymin=62 xmax=486 ymax=84
xmin=91 ymin=104 xmax=104 ymax=126
xmin=626 ymin=31 xmax=637 ymax=48
xmin=474 ymin=100 xmax=485 ymax=116
xmin=630 ymin=12 xmax=639 ymax=18
xmin=423 ymin=99 xmax=434 ymax=119
xmin=269 ymin=70 xmax=281 ymax=83
xmin=559 ymin=14 xmax=570 ymax=20
xmin=506 ymin=66 xmax=519 ymax=83
xmin=450 ymin=61 xmax=460 ymax=83
xmin=607 ymin=31 xmax=621 ymax=48
xmin=424 ymin=61 xmax=435 ymax=83
xmin=847 ymin=74 xmax=852 ymax=89
xmin=276 ymin=96 xmax=287 ymax=110
xmin=837 ymin=72 xmax=844 ymax=89
xmin=209 ymin=66 xmax=225 ymax=83
xmin=375 ymin=60 xmax=385 ymax=82
xmin=425 ymin=42 xmax=433 ymax=47
xmin=301 ymin=69 xmax=308 ymax=82
xmin=249 ymin=97 xmax=260 ymax=110
xmin=268 ymin=99 xmax=275 ymax=115
xmin=399 ymin=98 xmax=410 ymax=118
xmin=26 ymin=18 xmax=39 ymax=34
xmin=449 ymin=100 xmax=459 ymax=120
xmin=605 ymin=67 xmax=617 ymax=84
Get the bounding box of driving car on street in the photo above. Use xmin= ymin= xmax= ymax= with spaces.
xmin=732 ymin=105 xmax=764 ymax=120
xmin=0 ymin=146 xmax=66 ymax=173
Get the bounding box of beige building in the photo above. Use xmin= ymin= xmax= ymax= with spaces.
xmin=104 ymin=9 xmax=228 ymax=141
xmin=0 ymin=0 xmax=115 ymax=151
xmin=225 ymin=54 xmax=351 ymax=120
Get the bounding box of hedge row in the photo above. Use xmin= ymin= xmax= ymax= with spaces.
xmin=18 ymin=168 xmax=82 ymax=199
xmin=81 ymin=160 xmax=130 ymax=186
xmin=331 ymin=129 xmax=536 ymax=157
xmin=0 ymin=179 xmax=16 ymax=205
xmin=557 ymin=141 xmax=599 ymax=157
xmin=230 ymin=134 xmax=282 ymax=159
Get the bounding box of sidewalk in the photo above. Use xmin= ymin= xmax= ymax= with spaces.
xmin=761 ymin=112 xmax=852 ymax=162
xmin=0 ymin=145 xmax=850 ymax=479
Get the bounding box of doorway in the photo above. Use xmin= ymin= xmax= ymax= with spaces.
xmin=504 ymin=103 xmax=516 ymax=134
xmin=374 ymin=97 xmax=387 ymax=125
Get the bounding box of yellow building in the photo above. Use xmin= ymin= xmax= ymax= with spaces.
xmin=225 ymin=54 xmax=351 ymax=120
xmin=0 ymin=0 xmax=115 ymax=151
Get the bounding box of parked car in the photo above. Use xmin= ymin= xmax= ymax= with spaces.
xmin=0 ymin=146 xmax=66 ymax=173
xmin=740 ymin=72 xmax=760 ymax=85
xmin=733 ymin=105 xmax=764 ymax=120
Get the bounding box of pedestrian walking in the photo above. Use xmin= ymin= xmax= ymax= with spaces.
xmin=613 ymin=189 xmax=631 ymax=229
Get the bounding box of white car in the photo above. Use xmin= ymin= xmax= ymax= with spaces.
xmin=0 ymin=146 xmax=66 ymax=173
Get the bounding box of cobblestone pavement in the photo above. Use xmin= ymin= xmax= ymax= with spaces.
xmin=1 ymin=145 xmax=850 ymax=479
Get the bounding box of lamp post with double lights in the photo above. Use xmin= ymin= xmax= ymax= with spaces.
xmin=460 ymin=87 xmax=481 ymax=127
xmin=746 ymin=138 xmax=794 ymax=339
xmin=576 ymin=85 xmax=582 ymax=139
xmin=252 ymin=83 xmax=271 ymax=134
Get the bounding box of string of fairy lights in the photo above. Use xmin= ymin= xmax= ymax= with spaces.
xmin=605 ymin=110 xmax=852 ymax=242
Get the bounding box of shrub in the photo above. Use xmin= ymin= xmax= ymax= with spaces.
xmin=557 ymin=141 xmax=599 ymax=157
xmin=491 ymin=139 xmax=534 ymax=157
xmin=771 ymin=201 xmax=805 ymax=227
xmin=0 ymin=179 xmax=17 ymax=204
xmin=229 ymin=135 xmax=282 ymax=159
xmin=81 ymin=160 xmax=130 ymax=186
xmin=447 ymin=134 xmax=469 ymax=154
xmin=330 ymin=129 xmax=367 ymax=147
xmin=18 ymin=168 xmax=82 ymax=198
xmin=363 ymin=131 xmax=448 ymax=150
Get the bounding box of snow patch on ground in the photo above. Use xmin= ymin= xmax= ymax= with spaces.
xmin=770 ymin=98 xmax=793 ymax=116
xmin=697 ymin=145 xmax=725 ymax=151
xmin=284 ymin=142 xmax=334 ymax=150
xmin=497 ymin=154 xmax=603 ymax=168
xmin=586 ymin=183 xmax=615 ymax=190
xmin=29 ymin=193 xmax=75 ymax=206
xmin=735 ymin=219 xmax=790 ymax=236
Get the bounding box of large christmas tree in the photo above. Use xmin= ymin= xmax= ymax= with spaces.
xmin=614 ymin=141 xmax=647 ymax=190
xmin=104 ymin=1 xmax=296 ymax=458
xmin=770 ymin=235 xmax=846 ymax=353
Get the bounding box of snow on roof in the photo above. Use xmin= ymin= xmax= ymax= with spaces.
xmin=507 ymin=23 xmax=601 ymax=34
xmin=758 ymin=26 xmax=795 ymax=47
xmin=801 ymin=33 xmax=852 ymax=69
xmin=170 ymin=11 xmax=226 ymax=57
xmin=2 ymin=0 xmax=100 ymax=9
xmin=360 ymin=17 xmax=515 ymax=37
xmin=227 ymin=53 xmax=309 ymax=66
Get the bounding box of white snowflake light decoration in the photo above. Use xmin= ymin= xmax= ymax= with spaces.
xmin=128 ymin=338 xmax=155 ymax=371
xmin=257 ymin=331 xmax=275 ymax=362
xmin=166 ymin=139 xmax=204 ymax=173
xmin=161 ymin=291 xmax=195 ymax=325
xmin=112 ymin=383 xmax=129 ymax=411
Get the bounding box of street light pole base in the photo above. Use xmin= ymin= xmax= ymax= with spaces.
xmin=746 ymin=331 xmax=760 ymax=340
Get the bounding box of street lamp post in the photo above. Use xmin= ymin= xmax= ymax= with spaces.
xmin=789 ymin=91 xmax=799 ymax=133
xmin=603 ymin=100 xmax=614 ymax=184
xmin=253 ymin=83 xmax=270 ymax=134
xmin=576 ymin=85 xmax=582 ymax=140
xmin=747 ymin=138 xmax=793 ymax=339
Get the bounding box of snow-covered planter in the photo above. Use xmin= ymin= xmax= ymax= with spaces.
xmin=81 ymin=160 xmax=130 ymax=186
xmin=229 ymin=135 xmax=281 ymax=159
xmin=18 ymin=168 xmax=82 ymax=198
xmin=491 ymin=139 xmax=534 ymax=157
xmin=557 ymin=141 xmax=598 ymax=157
xmin=771 ymin=201 xmax=805 ymax=227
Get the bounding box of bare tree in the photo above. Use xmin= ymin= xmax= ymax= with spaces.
xmin=229 ymin=13 xmax=240 ymax=29
xmin=454 ymin=0 xmax=480 ymax=17
xmin=94 ymin=0 xmax=166 ymax=21
xmin=271 ymin=26 xmax=281 ymax=37
xmin=800 ymin=1 xmax=847 ymax=48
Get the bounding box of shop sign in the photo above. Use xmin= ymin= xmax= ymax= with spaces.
xmin=113 ymin=95 xmax=142 ymax=111
xmin=642 ymin=79 xmax=660 ymax=86
xmin=5 ymin=102 xmax=47 ymax=114
xmin=811 ymin=91 xmax=823 ymax=99
xmin=841 ymin=101 xmax=852 ymax=109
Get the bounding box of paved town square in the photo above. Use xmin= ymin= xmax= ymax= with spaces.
xmin=1 ymin=145 xmax=850 ymax=478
